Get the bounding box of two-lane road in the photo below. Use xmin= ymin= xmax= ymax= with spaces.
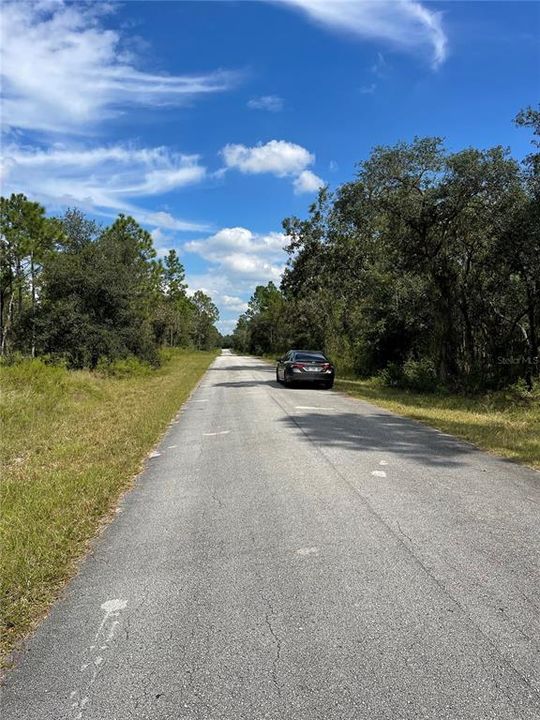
xmin=3 ymin=351 xmax=539 ymax=719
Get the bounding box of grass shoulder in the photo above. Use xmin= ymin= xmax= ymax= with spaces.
xmin=335 ymin=377 xmax=540 ymax=471
xmin=0 ymin=349 xmax=217 ymax=661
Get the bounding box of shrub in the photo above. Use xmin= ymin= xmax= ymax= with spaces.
xmin=402 ymin=357 xmax=438 ymax=392
xmin=378 ymin=362 xmax=404 ymax=388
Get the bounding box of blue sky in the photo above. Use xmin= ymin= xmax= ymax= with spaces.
xmin=2 ymin=1 xmax=539 ymax=332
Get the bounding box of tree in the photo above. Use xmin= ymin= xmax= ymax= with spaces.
xmin=191 ymin=290 xmax=220 ymax=350
xmin=0 ymin=194 xmax=61 ymax=356
xmin=38 ymin=215 xmax=160 ymax=367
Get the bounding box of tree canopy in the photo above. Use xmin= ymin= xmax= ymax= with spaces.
xmin=0 ymin=203 xmax=221 ymax=367
xmin=233 ymin=107 xmax=540 ymax=391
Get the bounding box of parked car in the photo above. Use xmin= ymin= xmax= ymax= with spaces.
xmin=276 ymin=350 xmax=335 ymax=389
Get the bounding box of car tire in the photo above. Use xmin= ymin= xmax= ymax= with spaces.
xmin=323 ymin=379 xmax=334 ymax=390
xmin=283 ymin=372 xmax=291 ymax=388
xmin=276 ymin=369 xmax=282 ymax=384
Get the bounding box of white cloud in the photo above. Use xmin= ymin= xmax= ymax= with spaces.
xmin=222 ymin=295 xmax=249 ymax=312
xmin=217 ymin=318 xmax=239 ymax=333
xmin=293 ymin=169 xmax=325 ymax=194
xmin=0 ymin=1 xmax=239 ymax=134
xmin=2 ymin=143 xmax=209 ymax=232
xmin=185 ymin=227 xmax=286 ymax=281
xmin=185 ymin=226 xmax=287 ymax=322
xmin=220 ymin=139 xmax=324 ymax=192
xmin=150 ymin=228 xmax=183 ymax=258
xmin=221 ymin=140 xmax=314 ymax=177
xmin=277 ymin=0 xmax=448 ymax=67
xmin=247 ymin=95 xmax=284 ymax=112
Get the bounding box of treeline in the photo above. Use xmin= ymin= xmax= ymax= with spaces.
xmin=233 ymin=107 xmax=539 ymax=391
xmin=0 ymin=198 xmax=221 ymax=368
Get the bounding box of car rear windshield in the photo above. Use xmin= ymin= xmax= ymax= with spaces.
xmin=294 ymin=353 xmax=327 ymax=362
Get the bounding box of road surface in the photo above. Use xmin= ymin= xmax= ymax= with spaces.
xmin=2 ymin=351 xmax=540 ymax=719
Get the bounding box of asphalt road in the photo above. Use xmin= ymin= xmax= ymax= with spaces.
xmin=3 ymin=351 xmax=540 ymax=719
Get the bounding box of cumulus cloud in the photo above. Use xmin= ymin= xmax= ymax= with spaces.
xmin=185 ymin=227 xmax=288 ymax=329
xmin=293 ymin=169 xmax=325 ymax=194
xmin=220 ymin=140 xmax=323 ymax=193
xmin=185 ymin=227 xmax=286 ymax=281
xmin=222 ymin=295 xmax=249 ymax=312
xmin=2 ymin=143 xmax=209 ymax=231
xmin=247 ymin=95 xmax=284 ymax=112
xmin=276 ymin=0 xmax=448 ymax=67
xmin=0 ymin=1 xmax=239 ymax=134
xmin=221 ymin=140 xmax=313 ymax=177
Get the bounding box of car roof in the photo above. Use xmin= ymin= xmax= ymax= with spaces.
xmin=291 ymin=349 xmax=325 ymax=354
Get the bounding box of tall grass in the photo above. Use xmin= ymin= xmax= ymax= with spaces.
xmin=0 ymin=350 xmax=217 ymax=659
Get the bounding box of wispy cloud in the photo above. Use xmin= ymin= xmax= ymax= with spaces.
xmin=247 ymin=95 xmax=285 ymax=112
xmin=0 ymin=1 xmax=240 ymax=135
xmin=2 ymin=143 xmax=209 ymax=231
xmin=359 ymin=83 xmax=377 ymax=95
xmin=371 ymin=51 xmax=388 ymax=77
xmin=276 ymin=0 xmax=448 ymax=67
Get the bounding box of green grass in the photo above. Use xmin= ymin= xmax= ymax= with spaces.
xmin=335 ymin=377 xmax=540 ymax=470
xmin=0 ymin=349 xmax=217 ymax=660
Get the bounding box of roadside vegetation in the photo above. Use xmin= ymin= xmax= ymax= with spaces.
xmin=0 ymin=349 xmax=217 ymax=660
xmin=0 ymin=202 xmax=221 ymax=365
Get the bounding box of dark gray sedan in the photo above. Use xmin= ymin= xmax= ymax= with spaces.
xmin=276 ymin=350 xmax=335 ymax=389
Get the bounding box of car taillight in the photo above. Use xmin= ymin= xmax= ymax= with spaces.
xmin=322 ymin=363 xmax=331 ymax=370
xmin=292 ymin=363 xmax=305 ymax=369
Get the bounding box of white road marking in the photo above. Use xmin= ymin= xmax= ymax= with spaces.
xmin=203 ymin=430 xmax=230 ymax=437
xmin=297 ymin=547 xmax=319 ymax=556
xmin=71 ymin=600 xmax=128 ymax=718
xmin=167 ymin=445 xmax=177 ymax=449
xmin=295 ymin=406 xmax=335 ymax=411
xmin=371 ymin=470 xmax=387 ymax=478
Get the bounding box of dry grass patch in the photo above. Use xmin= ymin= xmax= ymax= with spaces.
xmin=0 ymin=350 xmax=217 ymax=660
